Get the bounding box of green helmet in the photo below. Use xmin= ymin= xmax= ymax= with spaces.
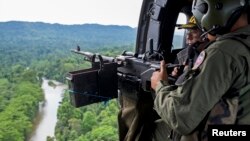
xmin=192 ymin=0 xmax=249 ymax=35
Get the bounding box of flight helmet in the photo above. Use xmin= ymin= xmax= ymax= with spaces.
xmin=192 ymin=0 xmax=249 ymax=35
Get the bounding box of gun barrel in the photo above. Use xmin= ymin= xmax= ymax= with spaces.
xmin=98 ymin=55 xmax=115 ymax=62
xmin=71 ymin=49 xmax=115 ymax=62
xmin=150 ymin=63 xmax=182 ymax=70
xmin=71 ymin=49 xmax=94 ymax=58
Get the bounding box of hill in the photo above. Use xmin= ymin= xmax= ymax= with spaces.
xmin=0 ymin=21 xmax=137 ymax=50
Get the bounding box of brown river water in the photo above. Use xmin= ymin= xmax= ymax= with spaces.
xmin=28 ymin=79 xmax=67 ymax=141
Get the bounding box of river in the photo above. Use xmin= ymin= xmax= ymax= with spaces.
xmin=29 ymin=79 xmax=67 ymax=141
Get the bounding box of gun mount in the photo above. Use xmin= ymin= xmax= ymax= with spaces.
xmin=66 ymin=49 xmax=182 ymax=107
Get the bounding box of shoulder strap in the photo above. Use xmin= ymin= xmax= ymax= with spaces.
xmin=203 ymin=40 xmax=216 ymax=50
xmin=218 ymin=34 xmax=250 ymax=49
xmin=227 ymin=34 xmax=250 ymax=84
xmin=240 ymin=83 xmax=250 ymax=96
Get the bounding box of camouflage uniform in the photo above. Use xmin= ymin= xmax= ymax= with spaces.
xmin=153 ymin=25 xmax=250 ymax=140
xmin=118 ymin=85 xmax=159 ymax=141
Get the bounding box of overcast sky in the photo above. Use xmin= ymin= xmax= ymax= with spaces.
xmin=0 ymin=0 xmax=143 ymax=27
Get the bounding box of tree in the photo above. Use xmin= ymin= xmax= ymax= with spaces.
xmin=82 ymin=111 xmax=97 ymax=133
xmin=47 ymin=136 xmax=55 ymax=141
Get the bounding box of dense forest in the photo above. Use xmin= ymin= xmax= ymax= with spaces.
xmin=0 ymin=21 xmax=183 ymax=141
xmin=0 ymin=21 xmax=136 ymax=81
xmin=0 ymin=21 xmax=136 ymax=141
xmin=0 ymin=66 xmax=44 ymax=140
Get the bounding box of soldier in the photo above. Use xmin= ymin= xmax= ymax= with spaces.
xmin=171 ymin=16 xmax=207 ymax=81
xmin=153 ymin=16 xmax=208 ymax=141
xmin=151 ymin=0 xmax=250 ymax=140
xmin=175 ymin=16 xmax=204 ymax=67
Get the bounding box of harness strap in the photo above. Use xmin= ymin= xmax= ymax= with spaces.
xmin=222 ymin=34 xmax=250 ymax=83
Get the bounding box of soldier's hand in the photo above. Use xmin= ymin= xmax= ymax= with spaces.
xmin=171 ymin=67 xmax=179 ymax=77
xmin=151 ymin=60 xmax=168 ymax=90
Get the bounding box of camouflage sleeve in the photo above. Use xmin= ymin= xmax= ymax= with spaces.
xmin=154 ymin=45 xmax=238 ymax=135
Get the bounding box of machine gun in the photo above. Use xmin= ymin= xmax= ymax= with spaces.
xmin=66 ymin=48 xmax=183 ymax=108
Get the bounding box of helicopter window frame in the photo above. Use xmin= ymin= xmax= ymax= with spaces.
xmin=172 ymin=13 xmax=187 ymax=51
